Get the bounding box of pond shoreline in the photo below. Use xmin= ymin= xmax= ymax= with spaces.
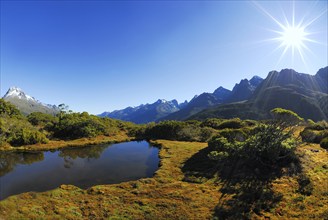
xmin=0 ymin=133 xmax=132 ymax=153
xmin=0 ymin=140 xmax=160 ymax=201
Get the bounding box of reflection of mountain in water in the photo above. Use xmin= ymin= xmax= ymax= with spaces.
xmin=0 ymin=152 xmax=44 ymax=176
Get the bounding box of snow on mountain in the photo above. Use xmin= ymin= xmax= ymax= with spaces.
xmin=4 ymin=87 xmax=36 ymax=101
xmin=2 ymin=86 xmax=59 ymax=115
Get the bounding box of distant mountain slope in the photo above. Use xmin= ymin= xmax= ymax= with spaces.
xmin=191 ymin=67 xmax=328 ymax=121
xmin=2 ymin=87 xmax=59 ymax=115
xmin=99 ymin=99 xmax=186 ymax=124
xmin=162 ymin=76 xmax=263 ymax=121
xmin=161 ymin=93 xmax=224 ymax=121
xmin=227 ymin=76 xmax=263 ymax=102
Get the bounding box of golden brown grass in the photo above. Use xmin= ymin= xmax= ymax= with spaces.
xmin=0 ymin=140 xmax=327 ymax=219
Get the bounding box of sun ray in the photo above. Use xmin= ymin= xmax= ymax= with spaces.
xmin=253 ymin=1 xmax=327 ymax=68
xmin=303 ymin=9 xmax=328 ymax=29
xmin=252 ymin=1 xmax=287 ymax=30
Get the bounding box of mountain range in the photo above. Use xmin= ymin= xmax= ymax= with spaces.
xmin=3 ymin=67 xmax=327 ymax=122
xmin=99 ymin=99 xmax=188 ymax=124
xmin=161 ymin=76 xmax=263 ymax=121
xmin=2 ymin=87 xmax=59 ymax=115
xmin=100 ymin=67 xmax=327 ymax=123
xmin=190 ymin=67 xmax=328 ymax=121
xmin=99 ymin=75 xmax=264 ymax=123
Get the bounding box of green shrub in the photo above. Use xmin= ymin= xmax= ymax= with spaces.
xmin=216 ymin=118 xmax=243 ymax=130
xmin=9 ymin=128 xmax=49 ymax=146
xmin=199 ymin=127 xmax=216 ymax=142
xmin=200 ymin=118 xmax=223 ymax=129
xmin=0 ymin=116 xmax=49 ymax=147
xmin=271 ymin=108 xmax=304 ymax=126
xmin=217 ymin=128 xmax=247 ymax=142
xmin=320 ymin=137 xmax=328 ymax=150
xmin=243 ymin=125 xmax=297 ymax=167
xmin=208 ymin=136 xmax=242 ymax=158
xmin=53 ymin=112 xmax=127 ymax=139
xmin=307 ymin=121 xmax=328 ymax=131
xmin=208 ymin=124 xmax=297 ymax=169
xmin=0 ymin=99 xmax=23 ymax=118
xmin=140 ymin=120 xmax=215 ymax=142
xmin=27 ymin=112 xmax=58 ymax=127
xmin=301 ymin=128 xmax=328 ymax=143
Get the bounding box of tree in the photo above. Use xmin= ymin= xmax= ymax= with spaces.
xmin=58 ymin=103 xmax=69 ymax=122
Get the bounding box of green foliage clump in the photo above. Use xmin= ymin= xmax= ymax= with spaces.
xmin=217 ymin=128 xmax=248 ymax=142
xmin=300 ymin=121 xmax=328 ymax=144
xmin=140 ymin=120 xmax=216 ymax=142
xmin=208 ymin=123 xmax=297 ymax=170
xmin=242 ymin=125 xmax=297 ymax=167
xmin=0 ymin=116 xmax=49 ymax=147
xmin=270 ymin=108 xmax=304 ymax=126
xmin=54 ymin=112 xmax=110 ymax=139
xmin=208 ymin=136 xmax=242 ymax=159
xmin=27 ymin=112 xmax=58 ymax=127
xmin=0 ymin=99 xmax=23 ymax=118
xmin=215 ymin=118 xmax=244 ymax=130
xmin=200 ymin=118 xmax=224 ymax=129
xmin=306 ymin=120 xmax=328 ymax=131
xmin=9 ymin=128 xmax=49 ymax=146
xmin=320 ymin=137 xmax=328 ymax=150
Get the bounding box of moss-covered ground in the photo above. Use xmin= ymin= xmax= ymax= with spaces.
xmin=0 ymin=140 xmax=327 ymax=219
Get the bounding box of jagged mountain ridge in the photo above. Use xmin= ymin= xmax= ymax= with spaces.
xmin=101 ymin=75 xmax=263 ymax=123
xmin=99 ymin=99 xmax=186 ymax=124
xmin=191 ymin=67 xmax=328 ymax=121
xmin=2 ymin=87 xmax=59 ymax=115
xmin=161 ymin=76 xmax=263 ymax=121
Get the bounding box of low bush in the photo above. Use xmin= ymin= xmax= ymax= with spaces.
xmin=54 ymin=112 xmax=109 ymax=139
xmin=216 ymin=118 xmax=244 ymax=130
xmin=208 ymin=123 xmax=298 ymax=170
xmin=0 ymin=116 xmax=49 ymax=147
xmin=306 ymin=120 xmax=328 ymax=131
xmin=140 ymin=120 xmax=216 ymax=142
xmin=27 ymin=112 xmax=58 ymax=127
xmin=9 ymin=128 xmax=49 ymax=146
xmin=320 ymin=137 xmax=328 ymax=150
xmin=0 ymin=99 xmax=23 ymax=118
xmin=300 ymin=128 xmax=328 ymax=143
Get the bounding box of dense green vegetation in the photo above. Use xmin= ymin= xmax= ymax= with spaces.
xmin=0 ymin=99 xmax=135 ymax=148
xmin=300 ymin=120 xmax=328 ymax=144
xmin=132 ymin=118 xmax=258 ymax=143
xmin=0 ymin=100 xmax=49 ymax=146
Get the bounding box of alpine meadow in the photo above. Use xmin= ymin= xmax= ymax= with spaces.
xmin=0 ymin=1 xmax=327 ymax=219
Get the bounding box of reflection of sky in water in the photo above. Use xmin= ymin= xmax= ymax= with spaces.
xmin=0 ymin=141 xmax=159 ymax=200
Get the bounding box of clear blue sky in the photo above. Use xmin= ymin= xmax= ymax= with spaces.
xmin=1 ymin=1 xmax=327 ymax=114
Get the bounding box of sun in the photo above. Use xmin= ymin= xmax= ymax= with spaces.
xmin=274 ymin=22 xmax=311 ymax=62
xmin=279 ymin=26 xmax=307 ymax=48
xmin=253 ymin=1 xmax=327 ymax=67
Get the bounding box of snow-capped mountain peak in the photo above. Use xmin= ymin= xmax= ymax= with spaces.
xmin=4 ymin=87 xmax=36 ymax=101
xmin=2 ymin=86 xmax=59 ymax=115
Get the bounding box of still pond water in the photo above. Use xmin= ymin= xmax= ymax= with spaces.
xmin=0 ymin=141 xmax=159 ymax=200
